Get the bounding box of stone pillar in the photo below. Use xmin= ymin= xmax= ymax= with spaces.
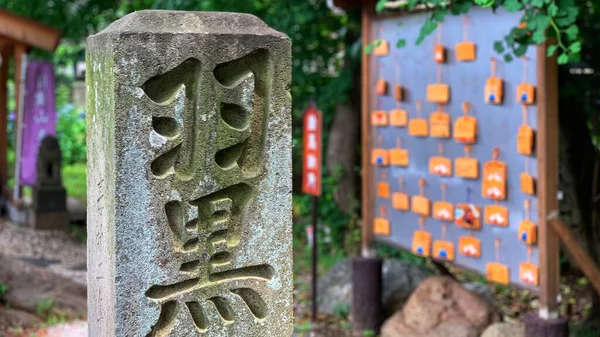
xmin=86 ymin=11 xmax=292 ymax=337
xmin=29 ymin=135 xmax=69 ymax=230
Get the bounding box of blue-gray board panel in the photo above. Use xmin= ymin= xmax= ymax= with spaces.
xmin=369 ymin=7 xmax=539 ymax=289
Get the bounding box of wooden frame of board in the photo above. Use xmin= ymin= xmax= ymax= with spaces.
xmin=360 ymin=3 xmax=560 ymax=315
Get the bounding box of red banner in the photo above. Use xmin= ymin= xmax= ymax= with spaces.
xmin=302 ymin=102 xmax=322 ymax=196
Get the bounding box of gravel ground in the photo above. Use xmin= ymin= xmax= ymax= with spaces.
xmin=44 ymin=320 xmax=88 ymax=337
xmin=0 ymin=221 xmax=87 ymax=285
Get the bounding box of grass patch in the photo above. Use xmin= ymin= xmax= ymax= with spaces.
xmin=63 ymin=164 xmax=86 ymax=202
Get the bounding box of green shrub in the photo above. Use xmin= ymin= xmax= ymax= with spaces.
xmin=56 ymin=104 xmax=87 ymax=165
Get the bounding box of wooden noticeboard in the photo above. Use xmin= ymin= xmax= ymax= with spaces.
xmin=361 ymin=4 xmax=559 ymax=302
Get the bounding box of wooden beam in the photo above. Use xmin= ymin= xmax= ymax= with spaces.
xmin=0 ymin=42 xmax=10 ymax=182
xmin=0 ymin=10 xmax=61 ymax=51
xmin=548 ymin=213 xmax=600 ymax=297
xmin=361 ymin=1 xmax=375 ymax=256
xmin=537 ymin=42 xmax=561 ymax=318
xmin=13 ymin=43 xmax=25 ymax=197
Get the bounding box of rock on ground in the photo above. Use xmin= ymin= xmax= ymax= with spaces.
xmin=481 ymin=322 xmax=526 ymax=337
xmin=317 ymin=258 xmax=431 ymax=317
xmin=381 ymin=276 xmax=501 ymax=337
xmin=0 ymin=253 xmax=86 ymax=319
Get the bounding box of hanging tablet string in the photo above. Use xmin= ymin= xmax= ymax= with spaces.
xmin=441 ymin=182 xmax=447 ymax=201
xmin=416 ymin=99 xmax=422 ymax=119
xmin=419 ymin=216 xmax=425 ymax=231
xmin=436 ymin=22 xmax=442 ymax=83
xmin=398 ymin=175 xmax=405 ymax=193
xmin=495 ymin=238 xmax=501 ymax=262
xmin=524 ymin=198 xmax=531 ymax=220
xmin=464 ymin=144 xmax=471 ymax=158
xmin=395 ymin=54 xmax=402 ymax=109
xmin=441 ymin=222 xmax=447 ymax=241
xmin=462 ymin=15 xmax=469 ymax=42
xmin=490 ymin=57 xmax=497 ymax=78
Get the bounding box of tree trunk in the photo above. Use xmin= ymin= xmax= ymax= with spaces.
xmin=326 ymin=100 xmax=359 ymax=213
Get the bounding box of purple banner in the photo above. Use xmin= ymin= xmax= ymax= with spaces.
xmin=19 ymin=61 xmax=57 ymax=186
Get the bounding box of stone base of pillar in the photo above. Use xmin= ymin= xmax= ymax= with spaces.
xmin=351 ymin=257 xmax=383 ymax=335
xmin=524 ymin=312 xmax=569 ymax=337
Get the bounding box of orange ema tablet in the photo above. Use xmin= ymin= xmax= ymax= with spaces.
xmin=433 ymin=201 xmax=453 ymax=221
xmin=486 ymin=262 xmax=509 ymax=285
xmin=518 ymin=220 xmax=537 ymax=245
xmin=411 ymin=195 xmax=430 ymax=217
xmin=408 ymin=118 xmax=428 ymax=137
xmin=517 ymin=125 xmax=534 ymax=156
xmin=373 ymin=217 xmax=391 ymax=236
xmin=519 ymin=262 xmax=539 ymax=286
xmin=459 ymin=236 xmax=481 ymax=258
xmin=429 ymin=156 xmax=452 ymax=177
xmin=390 ymin=148 xmax=409 ymax=167
xmin=371 ymin=110 xmax=388 ymax=126
xmin=516 ymin=82 xmax=535 ymax=105
xmin=429 ymin=111 xmax=451 ymax=138
xmin=456 ymin=41 xmax=476 ymax=62
xmin=392 ymin=192 xmax=410 ymax=211
xmin=373 ymin=39 xmax=390 ymax=56
xmin=433 ymin=241 xmax=455 ymax=261
xmin=484 ymin=205 xmax=509 ymax=227
xmin=426 ymin=83 xmax=450 ymax=104
xmin=371 ymin=149 xmax=389 ymax=166
xmin=390 ymin=109 xmax=408 ymax=127
xmin=484 ymin=77 xmax=503 ymax=104
xmin=520 ymin=173 xmax=535 ymax=195
xmin=412 ymin=230 xmax=432 ymax=257
xmin=455 ymin=156 xmax=478 ymax=179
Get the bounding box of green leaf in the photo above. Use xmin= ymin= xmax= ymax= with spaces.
xmin=408 ymin=0 xmax=420 ymax=10
xmin=569 ymin=41 xmax=581 ymax=53
xmin=554 ymin=7 xmax=578 ymax=26
xmin=376 ymin=0 xmax=387 ymax=13
xmin=532 ymin=30 xmax=547 ymax=44
xmin=548 ymin=3 xmax=558 ymax=16
xmin=493 ymin=40 xmax=505 ymax=53
xmin=546 ymin=44 xmax=558 ymax=56
xmin=415 ymin=20 xmax=438 ymax=46
xmin=528 ymin=15 xmax=549 ymax=30
xmin=375 ymin=39 xmax=382 ymax=47
xmin=396 ymin=39 xmax=407 ymax=48
xmin=433 ymin=9 xmax=448 ymax=22
xmin=557 ymin=52 xmax=569 ymax=64
xmin=365 ymin=43 xmax=375 ymax=54
xmin=504 ymin=54 xmax=514 ymax=62
xmin=515 ymin=44 xmax=528 ymax=57
xmin=565 ymin=25 xmax=579 ymax=40
xmin=504 ymin=0 xmax=523 ymax=12
xmin=531 ymin=0 xmax=544 ymax=7
xmin=450 ymin=1 xmax=472 ymax=15
xmin=474 ymin=0 xmax=494 ymax=7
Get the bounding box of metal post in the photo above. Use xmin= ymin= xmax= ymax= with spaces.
xmin=311 ymin=195 xmax=318 ymax=323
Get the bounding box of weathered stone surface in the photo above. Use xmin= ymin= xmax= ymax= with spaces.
xmin=381 ymin=276 xmax=500 ymax=337
xmin=86 ymin=10 xmax=292 ymax=337
xmin=482 ymin=322 xmax=526 ymax=337
xmin=317 ymin=258 xmax=430 ymax=316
